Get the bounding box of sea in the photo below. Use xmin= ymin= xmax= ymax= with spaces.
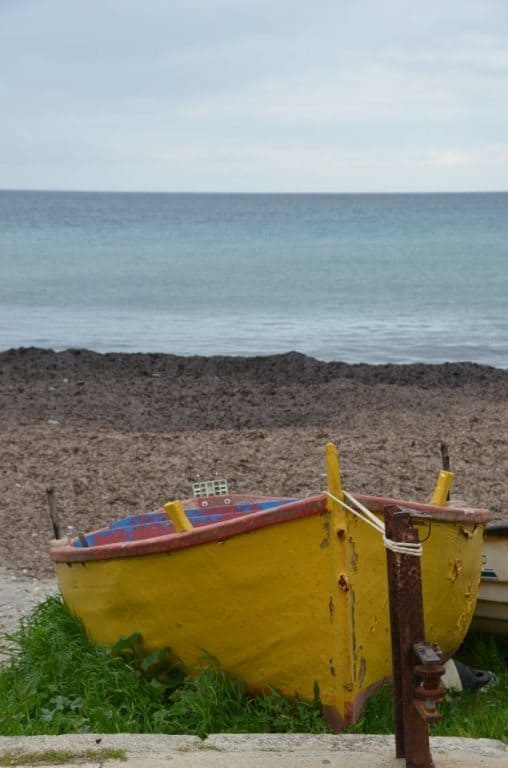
xmin=0 ymin=190 xmax=507 ymax=368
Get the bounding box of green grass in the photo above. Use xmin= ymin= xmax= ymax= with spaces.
xmin=348 ymin=633 xmax=508 ymax=741
xmin=1 ymin=597 xmax=506 ymax=739
xmin=165 ymin=668 xmax=326 ymax=738
xmin=0 ymin=597 xmax=324 ymax=737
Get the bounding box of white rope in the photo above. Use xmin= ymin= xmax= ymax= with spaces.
xmin=323 ymin=490 xmax=423 ymax=557
xmin=382 ymin=535 xmax=423 ymax=555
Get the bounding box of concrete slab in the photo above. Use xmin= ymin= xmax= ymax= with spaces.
xmin=0 ymin=734 xmax=506 ymax=767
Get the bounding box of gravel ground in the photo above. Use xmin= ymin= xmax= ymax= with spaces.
xmin=0 ymin=348 xmax=506 ymax=580
xmin=0 ymin=566 xmax=56 ymax=663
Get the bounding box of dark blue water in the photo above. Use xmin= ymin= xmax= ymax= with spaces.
xmin=1 ymin=190 xmax=506 ymax=366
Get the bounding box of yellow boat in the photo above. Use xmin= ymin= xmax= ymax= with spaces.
xmin=50 ymin=444 xmax=490 ymax=729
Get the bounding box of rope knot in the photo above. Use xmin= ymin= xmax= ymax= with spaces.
xmin=323 ymin=490 xmax=423 ymax=557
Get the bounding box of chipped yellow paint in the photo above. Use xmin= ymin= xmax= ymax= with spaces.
xmin=448 ymin=559 xmax=464 ymax=583
xmin=460 ymin=525 xmax=476 ymax=539
xmin=55 ymin=445 xmax=486 ymax=729
xmin=164 ymin=499 xmax=193 ymax=532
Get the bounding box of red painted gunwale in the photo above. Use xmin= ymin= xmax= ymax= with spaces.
xmin=357 ymin=494 xmax=490 ymax=524
xmin=50 ymin=492 xmax=490 ymax=565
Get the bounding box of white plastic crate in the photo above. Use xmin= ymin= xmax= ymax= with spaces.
xmin=192 ymin=479 xmax=229 ymax=497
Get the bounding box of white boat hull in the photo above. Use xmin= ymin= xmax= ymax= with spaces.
xmin=472 ymin=525 xmax=508 ymax=636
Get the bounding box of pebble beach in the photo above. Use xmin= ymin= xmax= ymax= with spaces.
xmin=1 ymin=347 xmax=506 ymax=588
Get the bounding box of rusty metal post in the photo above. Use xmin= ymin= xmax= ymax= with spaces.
xmin=385 ymin=505 xmax=445 ymax=768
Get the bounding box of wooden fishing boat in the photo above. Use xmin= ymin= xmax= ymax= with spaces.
xmin=50 ymin=444 xmax=490 ymax=729
xmin=472 ymin=523 xmax=508 ymax=637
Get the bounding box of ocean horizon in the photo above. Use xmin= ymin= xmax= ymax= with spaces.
xmin=1 ymin=190 xmax=507 ymax=368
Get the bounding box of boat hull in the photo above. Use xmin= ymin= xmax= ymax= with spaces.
xmin=52 ymin=493 xmax=488 ymax=729
xmin=472 ymin=525 xmax=508 ymax=636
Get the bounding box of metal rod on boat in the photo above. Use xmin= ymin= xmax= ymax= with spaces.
xmin=440 ymin=442 xmax=450 ymax=473
xmin=46 ymin=486 xmax=61 ymax=539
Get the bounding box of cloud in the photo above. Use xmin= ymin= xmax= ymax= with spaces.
xmin=1 ymin=0 xmax=508 ymax=190
xmin=429 ymin=150 xmax=471 ymax=168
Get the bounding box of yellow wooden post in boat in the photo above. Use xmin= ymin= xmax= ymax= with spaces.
xmin=325 ymin=442 xmax=343 ymax=507
xmin=430 ymin=470 xmax=455 ymax=506
xmin=324 ymin=442 xmax=356 ymax=727
xmin=164 ymin=500 xmax=193 ymax=532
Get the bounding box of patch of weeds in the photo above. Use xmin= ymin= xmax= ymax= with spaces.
xmin=6 ymin=596 xmax=504 ymax=740
xmin=347 ymin=632 xmax=508 ymax=741
xmin=345 ymin=682 xmax=393 ymax=735
xmin=0 ymin=597 xmax=325 ymax=737
xmin=0 ymin=596 xmax=182 ymax=735
xmin=109 ymin=633 xmax=185 ymax=692
xmin=0 ymin=748 xmax=126 ymax=766
xmin=164 ymin=667 xmax=327 ymax=738
xmin=432 ymin=633 xmax=508 ymax=741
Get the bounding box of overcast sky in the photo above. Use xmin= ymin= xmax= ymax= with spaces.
xmin=1 ymin=0 xmax=507 ymax=192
